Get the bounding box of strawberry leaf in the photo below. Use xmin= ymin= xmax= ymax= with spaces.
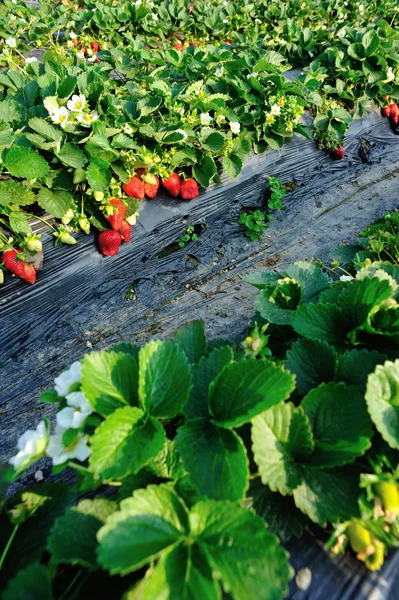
xmin=4 ymin=146 xmax=50 ymax=179
xmin=365 ymin=359 xmax=399 ymax=450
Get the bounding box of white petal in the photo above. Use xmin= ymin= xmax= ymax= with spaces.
xmin=57 ymin=406 xmax=75 ymax=429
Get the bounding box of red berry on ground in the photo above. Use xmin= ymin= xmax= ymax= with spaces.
xmin=98 ymin=230 xmax=122 ymax=256
xmin=391 ymin=114 xmax=399 ymax=126
xmin=389 ymin=104 xmax=398 ymax=118
xmin=180 ymin=178 xmax=199 ymax=200
xmin=2 ymin=249 xmax=36 ymax=284
xmin=123 ymin=177 xmax=145 ymax=200
xmin=119 ymin=221 xmax=132 ymax=242
xmin=106 ymin=198 xmax=126 ymax=231
xmin=331 ymin=146 xmax=345 ymax=160
xmin=144 ymin=175 xmax=160 ymax=199
xmin=91 ymin=41 xmax=99 ymax=53
xmin=161 ymin=172 xmax=181 ymax=197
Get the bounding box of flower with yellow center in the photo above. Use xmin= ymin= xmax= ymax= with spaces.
xmin=67 ymin=94 xmax=86 ymax=112
xmin=266 ymin=114 xmax=275 ymax=125
xmin=77 ymin=111 xmax=99 ymax=127
xmin=51 ymin=107 xmax=70 ymax=128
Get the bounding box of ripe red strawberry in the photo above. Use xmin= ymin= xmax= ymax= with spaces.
xmin=190 ymin=41 xmax=199 ymax=47
xmin=174 ymin=42 xmax=184 ymax=51
xmin=389 ymin=104 xmax=398 ymax=118
xmin=391 ymin=114 xmax=399 ymax=126
xmin=2 ymin=249 xmax=36 ymax=284
xmin=144 ymin=175 xmax=160 ymax=199
xmin=382 ymin=106 xmax=391 ymax=118
xmin=119 ymin=221 xmax=132 ymax=242
xmin=72 ymin=38 xmax=78 ymax=47
xmin=161 ymin=172 xmax=181 ymax=197
xmin=91 ymin=41 xmax=100 ymax=53
xmin=98 ymin=230 xmax=122 ymax=256
xmin=225 ymin=40 xmax=232 ymax=45
xmin=331 ymin=146 xmax=345 ymax=160
xmin=81 ymin=46 xmax=87 ymax=54
xmin=123 ymin=177 xmax=145 ymax=200
xmin=180 ymin=178 xmax=199 ymax=200
xmin=95 ymin=58 xmax=101 ymax=63
xmin=106 ymin=198 xmax=126 ymax=231
xmin=135 ymin=168 xmax=147 ymax=179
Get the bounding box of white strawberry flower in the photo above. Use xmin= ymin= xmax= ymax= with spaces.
xmin=51 ymin=106 xmax=70 ymax=128
xmin=340 ymin=275 xmax=354 ymax=282
xmin=386 ymin=67 xmax=395 ymax=83
xmin=9 ymin=421 xmax=48 ymax=470
xmin=223 ymin=18 xmax=228 ymax=23
xmin=152 ymin=12 xmax=158 ymax=20
xmin=67 ymin=94 xmax=86 ymax=112
xmin=25 ymin=57 xmax=38 ymax=64
xmin=46 ymin=425 xmax=91 ymax=466
xmin=215 ymin=66 xmax=224 ymax=77
xmin=216 ymin=114 xmax=226 ymax=125
xmin=270 ymin=104 xmax=281 ymax=116
xmin=230 ymin=121 xmax=240 ymax=134
xmin=87 ymin=55 xmax=97 ymax=63
xmin=134 ymin=0 xmax=142 ymax=6
xmin=200 ymin=112 xmax=212 ymax=125
xmin=54 ymin=360 xmax=82 ymax=397
xmin=69 ymin=31 xmax=77 ymax=39
xmin=56 ymin=391 xmax=92 ymax=429
xmin=77 ymin=111 xmax=99 ymax=127
xmin=337 ymin=28 xmax=346 ymax=38
xmin=5 ymin=37 xmax=16 ymax=48
xmin=246 ymin=71 xmax=258 ymax=79
xmin=255 ymin=18 xmax=261 ymax=23
xmin=77 ymin=51 xmax=85 ymax=59
xmin=124 ymin=123 xmax=133 ymax=134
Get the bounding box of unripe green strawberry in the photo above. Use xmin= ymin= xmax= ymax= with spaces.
xmin=79 ymin=218 xmax=91 ymax=234
xmin=26 ymin=236 xmax=42 ymax=253
xmin=126 ymin=212 xmax=138 ymax=226
xmin=61 ymin=209 xmax=75 ymax=225
xmin=374 ymin=482 xmax=399 ymax=518
xmin=0 ymin=269 xmax=4 ymax=284
xmin=94 ymin=191 xmax=104 ymax=201
xmin=346 ymin=520 xmax=372 ymax=554
xmin=56 ymin=231 xmax=77 ymax=245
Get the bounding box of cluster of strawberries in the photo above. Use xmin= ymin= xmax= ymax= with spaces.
xmin=381 ymin=101 xmax=399 ymax=130
xmin=72 ymin=39 xmax=100 ymax=62
xmin=122 ymin=169 xmax=199 ymax=201
xmin=98 ymin=170 xmax=200 ymax=256
xmin=98 ymin=199 xmax=132 ymax=256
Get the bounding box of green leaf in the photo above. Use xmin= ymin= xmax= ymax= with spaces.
xmin=81 ymin=351 xmax=139 ymax=416
xmin=191 ymin=500 xmax=292 ymax=600
xmin=256 ymin=279 xmax=302 ymax=325
xmin=362 ymin=30 xmax=380 ymax=56
xmin=172 ymin=321 xmax=207 ymax=364
xmin=365 ymin=360 xmax=399 ymax=450
xmin=97 ymin=485 xmax=188 ymax=575
xmin=126 ymin=544 xmax=219 ymax=600
xmin=244 ymin=479 xmax=309 ymax=541
xmin=285 ymin=339 xmax=336 ymax=395
xmin=37 ymin=188 xmax=74 ymax=218
xmin=339 ymin=274 xmax=396 ymax=328
xmin=293 ymin=466 xmax=360 ymax=526
xmin=89 ymin=406 xmax=165 ymax=481
xmin=193 ymin=156 xmax=217 ymax=188
xmin=285 ymin=262 xmax=330 ymax=303
xmin=57 ymin=143 xmax=87 ymax=168
xmin=147 ymin=439 xmax=185 ymax=481
xmin=202 ymin=131 xmax=225 ymax=152
xmin=252 ymin=402 xmax=314 ymax=495
xmin=86 ymin=160 xmax=112 ymax=191
xmin=4 ymin=146 xmax=50 ymax=179
xmin=209 ymin=359 xmax=295 ymax=428
xmin=301 ymin=382 xmax=373 ymax=466
xmin=175 ymin=420 xmax=249 ymax=501
xmin=184 ymin=346 xmax=234 ymax=420
xmin=222 ymin=153 xmax=242 ymax=178
xmin=47 ymin=498 xmax=116 ymax=569
xmin=138 ymin=340 xmax=192 ymax=418
xmin=335 ymin=348 xmax=387 ymax=392
xmin=28 ymin=117 xmax=62 ymax=142
xmin=9 ymin=212 xmax=31 ymax=235
xmin=292 ymin=303 xmax=347 ymax=345
xmin=2 ymin=563 xmax=53 ymax=600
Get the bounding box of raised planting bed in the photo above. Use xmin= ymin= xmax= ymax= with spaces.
xmin=2 ymin=108 xmax=399 ymax=461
